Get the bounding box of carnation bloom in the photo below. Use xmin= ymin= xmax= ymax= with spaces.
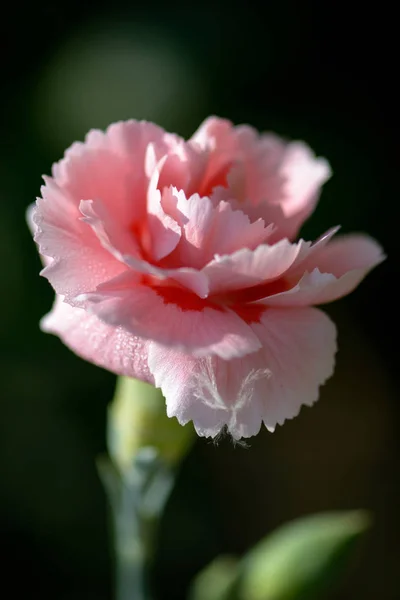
xmin=28 ymin=117 xmax=384 ymax=439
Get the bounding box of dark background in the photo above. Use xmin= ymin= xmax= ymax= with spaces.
xmin=0 ymin=2 xmax=398 ymax=599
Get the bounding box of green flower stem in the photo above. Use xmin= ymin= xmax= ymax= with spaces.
xmin=99 ymin=450 xmax=174 ymax=600
xmin=114 ymin=477 xmax=148 ymax=600
xmin=99 ymin=377 xmax=195 ymax=600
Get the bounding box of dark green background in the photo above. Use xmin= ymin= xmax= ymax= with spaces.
xmin=0 ymin=2 xmax=397 ymax=598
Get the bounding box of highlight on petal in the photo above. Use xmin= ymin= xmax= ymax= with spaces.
xmin=41 ymin=295 xmax=153 ymax=382
xmin=148 ymin=307 xmax=337 ymax=439
xmin=146 ymin=151 xmax=182 ymax=261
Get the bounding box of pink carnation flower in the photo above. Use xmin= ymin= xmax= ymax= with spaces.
xmin=28 ymin=117 xmax=384 ymax=439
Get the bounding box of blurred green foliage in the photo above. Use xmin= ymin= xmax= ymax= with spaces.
xmin=190 ymin=511 xmax=370 ymax=600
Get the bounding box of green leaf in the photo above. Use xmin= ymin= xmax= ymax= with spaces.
xmin=189 ymin=555 xmax=239 ymax=600
xmin=238 ymin=510 xmax=371 ymax=600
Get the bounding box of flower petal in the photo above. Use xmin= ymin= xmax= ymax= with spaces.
xmin=190 ymin=116 xmax=237 ymax=195
xmin=79 ymin=198 xmax=207 ymax=298
xmin=79 ymin=198 xmax=140 ymax=259
xmin=190 ymin=117 xmax=331 ymax=240
xmin=146 ymin=150 xmax=182 ymax=260
xmin=204 ymin=239 xmax=310 ymax=295
xmin=231 ymin=127 xmax=331 ymax=239
xmin=41 ymin=295 xmax=153 ymax=381
xmin=52 ymin=120 xmax=181 ymax=224
xmin=271 ymin=140 xmax=331 ymax=238
xmin=161 ymin=188 xmax=272 ymax=269
xmin=148 ymin=307 xmax=336 ymax=438
xmin=79 ymin=282 xmax=261 ymax=360
xmin=259 ymin=234 xmax=385 ymax=306
xmin=301 ymin=233 xmax=386 ymax=276
xmin=252 ymin=307 xmax=336 ymax=432
xmin=33 ymin=184 xmax=125 ymax=302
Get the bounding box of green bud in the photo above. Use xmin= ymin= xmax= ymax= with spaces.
xmin=107 ymin=376 xmax=194 ymax=473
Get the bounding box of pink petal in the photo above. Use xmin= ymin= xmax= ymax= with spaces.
xmin=33 ymin=185 xmax=125 ymax=302
xmin=228 ymin=126 xmax=287 ymax=204
xmin=189 ymin=117 xmax=238 ymax=196
xmin=41 ymin=295 xmax=153 ymax=381
xmin=204 ymin=239 xmax=310 ymax=295
xmin=148 ymin=346 xmax=234 ymax=438
xmin=157 ymin=139 xmax=207 ymax=197
xmin=36 ymin=177 xmax=87 ymax=246
xmin=79 ymin=199 xmax=140 ymax=259
xmin=26 ymin=203 xmax=51 ymax=267
xmin=100 ymin=264 xmax=209 ymax=300
xmin=35 ymin=119 xmax=182 ymax=302
xmin=161 ymin=188 xmax=272 ymax=270
xmin=210 ymin=200 xmax=273 ymax=256
xmin=52 ymin=120 xmax=182 ymax=225
xmin=274 ymin=141 xmax=331 ymax=234
xmin=260 ymin=234 xmax=385 ymax=307
xmin=235 ymin=128 xmax=331 ymax=238
xmin=302 ymin=233 xmax=385 ymax=276
xmin=172 ymin=191 xmax=215 ymax=268
xmin=192 ymin=119 xmax=331 ymax=240
xmin=79 ymin=282 xmax=261 ymax=360
xmin=53 ymin=145 xmax=140 ymax=225
xmin=190 ymin=116 xmax=235 ymax=151
xmin=148 ymin=307 xmax=336 ymax=438
xmin=146 ymin=151 xmax=182 ymax=260
xmin=79 ymin=197 xmax=207 ymax=298
xmin=252 ymin=307 xmax=337 ymax=431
